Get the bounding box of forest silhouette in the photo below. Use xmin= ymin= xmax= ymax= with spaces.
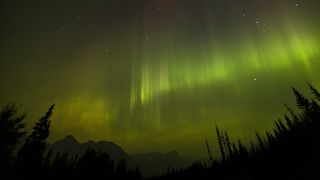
xmin=1 ymin=83 xmax=319 ymax=179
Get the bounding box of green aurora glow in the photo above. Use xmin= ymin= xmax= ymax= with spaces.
xmin=1 ymin=0 xmax=320 ymax=157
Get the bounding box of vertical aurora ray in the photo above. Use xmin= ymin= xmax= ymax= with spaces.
xmin=133 ymin=26 xmax=319 ymax=105
xmin=1 ymin=0 xmax=320 ymax=157
xmin=123 ymin=1 xmax=320 ymax=155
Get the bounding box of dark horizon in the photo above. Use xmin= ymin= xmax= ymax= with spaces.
xmin=1 ymin=84 xmax=319 ymax=179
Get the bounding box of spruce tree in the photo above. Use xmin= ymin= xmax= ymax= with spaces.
xmin=0 ymin=103 xmax=26 ymax=167
xmin=308 ymin=82 xmax=320 ymax=101
xmin=16 ymin=104 xmax=55 ymax=171
xmin=215 ymin=125 xmax=226 ymax=162
xmin=292 ymin=88 xmax=310 ymax=110
xmin=205 ymin=138 xmax=214 ymax=166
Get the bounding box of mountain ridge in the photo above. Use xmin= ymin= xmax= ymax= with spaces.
xmin=48 ymin=135 xmax=192 ymax=177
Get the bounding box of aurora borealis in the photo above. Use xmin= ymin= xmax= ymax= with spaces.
xmin=1 ymin=0 xmax=320 ymax=158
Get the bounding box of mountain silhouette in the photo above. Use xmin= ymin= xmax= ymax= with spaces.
xmin=48 ymin=135 xmax=192 ymax=177
xmin=49 ymin=135 xmax=136 ymax=167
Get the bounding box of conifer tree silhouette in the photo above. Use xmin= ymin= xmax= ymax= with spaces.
xmin=255 ymin=132 xmax=265 ymax=151
xmin=43 ymin=148 xmax=53 ymax=169
xmin=75 ymin=148 xmax=97 ymax=174
xmin=265 ymin=131 xmax=275 ymax=146
xmin=16 ymin=104 xmax=54 ymax=172
xmin=283 ymin=115 xmax=293 ymax=130
xmin=116 ymin=159 xmax=128 ymax=176
xmin=0 ymin=103 xmax=26 ymax=168
xmin=2 ymin=83 xmax=319 ymax=179
xmin=308 ymin=82 xmax=320 ymax=101
xmin=224 ymin=132 xmax=233 ymax=159
xmin=205 ymin=138 xmax=213 ymax=166
xmin=292 ymin=87 xmax=310 ymax=110
xmin=133 ymin=165 xmax=143 ymax=179
xmin=237 ymin=140 xmax=248 ymax=157
xmin=51 ymin=151 xmax=70 ymax=174
xmin=284 ymin=104 xmax=300 ymax=123
xmin=155 ymin=83 xmax=320 ymax=180
xmin=215 ymin=125 xmax=226 ymax=162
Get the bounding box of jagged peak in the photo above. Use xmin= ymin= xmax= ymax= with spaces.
xmin=62 ymin=134 xmax=78 ymax=144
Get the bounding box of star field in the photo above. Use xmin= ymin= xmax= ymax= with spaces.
xmin=0 ymin=0 xmax=319 ymax=158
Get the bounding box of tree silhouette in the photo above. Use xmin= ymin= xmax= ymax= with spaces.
xmin=224 ymin=132 xmax=233 ymax=160
xmin=0 ymin=103 xmax=26 ymax=168
xmin=16 ymin=104 xmax=54 ymax=172
xmin=292 ymin=87 xmax=310 ymax=110
xmin=131 ymin=165 xmax=143 ymax=180
xmin=0 ymin=103 xmax=144 ymax=179
xmin=2 ymin=82 xmax=319 ymax=179
xmin=158 ymin=83 xmax=320 ymax=180
xmin=308 ymin=82 xmax=320 ymax=101
xmin=215 ymin=125 xmax=226 ymax=162
xmin=205 ymin=138 xmax=213 ymax=166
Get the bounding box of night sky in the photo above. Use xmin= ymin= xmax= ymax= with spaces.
xmin=1 ymin=0 xmax=320 ymax=158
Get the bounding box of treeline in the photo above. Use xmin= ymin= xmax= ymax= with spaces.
xmin=0 ymin=104 xmax=142 ymax=179
xmin=157 ymin=83 xmax=320 ymax=179
xmin=1 ymin=83 xmax=319 ymax=179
